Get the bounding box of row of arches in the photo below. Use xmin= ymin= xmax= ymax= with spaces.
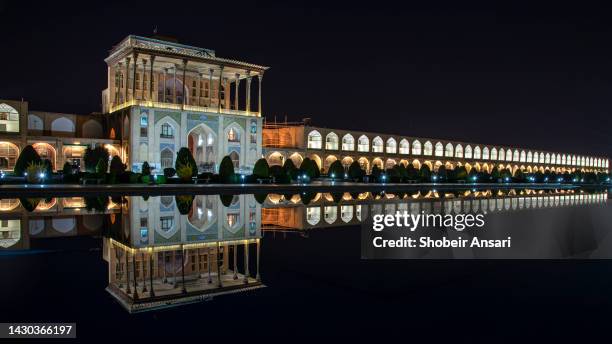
xmin=265 ymin=151 xmax=603 ymax=175
xmin=306 ymin=130 xmax=609 ymax=169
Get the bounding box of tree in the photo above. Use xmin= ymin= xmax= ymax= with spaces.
xmin=328 ymin=160 xmax=344 ymax=178
xmin=348 ymin=161 xmax=365 ymax=181
xmin=62 ymin=161 xmax=73 ymax=175
xmin=491 ymin=167 xmax=501 ymax=182
xmin=14 ymin=145 xmax=41 ymax=176
xmin=406 ymin=164 xmax=418 ymax=180
xmin=419 ymin=165 xmax=431 ymax=182
xmin=455 ymin=166 xmax=468 ymax=181
xmin=468 ymin=168 xmax=479 ymax=182
xmin=371 ymin=165 xmax=382 ymax=179
xmin=109 ymin=156 xmax=126 ymax=175
xmin=141 ymin=161 xmax=151 ymax=176
xmin=300 ymin=157 xmax=318 ymax=179
xmin=283 ymin=159 xmax=298 ymax=181
xmin=252 ymin=158 xmax=270 ymax=179
xmin=175 ymin=147 xmax=197 ymax=178
xmin=95 ymin=158 xmax=108 ymax=174
xmin=219 ymin=155 xmax=236 ymax=183
xmin=84 ymin=146 xmax=109 ymax=173
xmin=437 ymin=165 xmax=447 ymax=182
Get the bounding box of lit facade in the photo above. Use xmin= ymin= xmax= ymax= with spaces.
xmin=103 ymin=35 xmax=267 ymax=173
xmin=263 ymin=123 xmax=610 ymax=175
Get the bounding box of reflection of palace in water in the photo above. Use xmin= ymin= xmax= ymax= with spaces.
xmin=261 ymin=189 xmax=609 ymax=231
xmin=0 ymin=189 xmax=608 ymax=310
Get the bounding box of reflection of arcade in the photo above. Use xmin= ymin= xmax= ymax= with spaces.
xmin=103 ymin=195 xmax=263 ymax=313
xmin=261 ymin=189 xmax=609 ymax=232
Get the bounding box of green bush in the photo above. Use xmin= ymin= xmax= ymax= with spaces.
xmin=252 ymin=158 xmax=270 ymax=179
xmin=283 ymin=159 xmax=298 ymax=180
xmin=14 ymin=145 xmax=41 ymax=177
xmin=300 ymin=158 xmax=318 ymax=179
xmin=455 ymin=166 xmax=468 ymax=181
xmin=348 ymin=161 xmax=365 ymax=180
xmin=371 ymin=165 xmax=382 ymax=179
xmin=176 ymin=163 xmax=194 ymax=182
xmin=328 ymin=160 xmax=344 ymax=178
xmin=129 ymin=173 xmax=142 ymax=183
xmin=437 ymin=165 xmax=447 ymax=182
xmin=63 ymin=161 xmax=73 ymax=175
xmin=406 ymin=164 xmax=418 ymax=180
xmin=175 ymin=147 xmax=198 ymax=178
xmin=95 ymin=158 xmax=108 ymax=175
xmin=141 ymin=161 xmax=151 ymax=176
xmin=109 ymin=156 xmax=126 ymax=175
xmin=84 ymin=146 xmax=109 ymax=173
xmin=219 ymin=155 xmax=236 ymax=183
xmin=419 ymin=165 xmax=431 ymax=182
xmin=163 ymin=167 xmax=176 ymax=178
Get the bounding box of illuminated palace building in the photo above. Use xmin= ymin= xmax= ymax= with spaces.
xmin=0 ymin=34 xmax=608 ymax=175
xmin=263 ymin=122 xmax=609 ymax=175
xmin=0 ymin=35 xmax=267 ymax=173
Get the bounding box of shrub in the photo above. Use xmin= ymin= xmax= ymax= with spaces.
xmin=386 ymin=167 xmax=400 ymax=182
xmin=95 ymin=158 xmax=108 ymax=175
xmin=252 ymin=158 xmax=270 ymax=179
xmin=176 ymin=163 xmax=194 ymax=182
xmin=283 ymin=159 xmax=298 ymax=180
xmin=418 ymin=165 xmax=431 ymax=182
xmin=14 ymin=145 xmax=41 ymax=176
xmin=109 ymin=156 xmax=126 ymax=175
xmin=468 ymin=168 xmax=479 ymax=182
xmin=84 ymin=146 xmax=110 ymax=173
xmin=129 ymin=173 xmax=142 ymax=183
xmin=406 ymin=164 xmax=418 ymax=180
xmin=175 ymin=195 xmax=195 ymax=215
xmin=300 ymin=158 xmax=318 ymax=179
xmin=141 ymin=161 xmax=151 ymax=176
xmin=25 ymin=162 xmax=47 ymax=183
xmin=437 ymin=166 xmax=447 ymax=182
xmin=62 ymin=162 xmax=73 ymax=175
xmin=163 ymin=167 xmax=176 ymax=178
xmin=175 ymin=147 xmax=197 ymax=178
xmin=348 ymin=161 xmax=365 ymax=181
xmin=371 ymin=165 xmax=382 ymax=179
xmin=219 ymin=156 xmax=236 ymax=183
xmin=328 ymin=160 xmax=344 ymax=178
xmin=455 ymin=166 xmax=468 ymax=181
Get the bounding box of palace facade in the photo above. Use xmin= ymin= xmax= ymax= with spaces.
xmin=0 ymin=34 xmax=608 ymax=176
xmin=262 ymin=122 xmax=610 ymax=175
xmin=0 ymin=34 xmax=267 ymax=174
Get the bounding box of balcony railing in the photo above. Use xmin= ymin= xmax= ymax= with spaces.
xmin=108 ymin=100 xmax=260 ymax=117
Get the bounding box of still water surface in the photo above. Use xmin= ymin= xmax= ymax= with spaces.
xmin=1 ymin=188 xmax=611 ymax=341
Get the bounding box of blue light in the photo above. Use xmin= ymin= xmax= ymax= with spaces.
xmin=344 ymin=173 xmax=348 ymax=178
xmin=39 ymin=172 xmax=45 ymax=179
xmin=331 ymin=173 xmax=335 ymax=178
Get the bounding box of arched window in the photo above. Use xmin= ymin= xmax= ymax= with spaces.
xmin=556 ymin=154 xmax=561 ymax=165
xmin=386 ymin=138 xmax=397 ymax=154
xmin=341 ymin=205 xmax=353 ymax=223
xmin=227 ymin=127 xmax=240 ymax=142
xmin=0 ymin=142 xmax=19 ymax=170
xmin=324 ymin=206 xmax=338 ymax=224
xmin=499 ymin=148 xmax=505 ymax=161
xmin=0 ymin=103 xmax=20 ymax=133
xmin=372 ymin=137 xmax=383 ymax=153
xmin=399 ymin=139 xmax=409 ymax=154
xmin=434 ymin=142 xmax=444 ymax=157
xmin=423 ymin=141 xmax=433 ymax=155
xmin=412 ymin=140 xmax=422 ymax=155
xmin=83 ymin=119 xmax=103 ymax=138
xmin=160 ymin=123 xmax=174 ymax=138
xmin=482 ymin=147 xmax=490 ymax=160
xmin=160 ymin=148 xmax=173 ymax=168
xmin=551 ymin=154 xmax=557 ymax=164
xmin=561 ymin=155 xmax=566 ymax=165
xmin=342 ymin=134 xmax=354 ymax=151
xmin=28 ymin=114 xmax=43 ymax=131
xmin=455 ymin=144 xmax=463 ymax=158
xmin=473 ymin=146 xmax=481 ymax=159
xmin=490 ymin=148 xmax=498 ymax=160
xmin=357 ymin=135 xmax=369 ymax=152
xmin=325 ymin=132 xmax=339 ymax=150
xmin=513 ymin=150 xmax=519 ymax=162
xmin=306 ymin=207 xmax=321 ymax=225
xmin=520 ymin=150 xmax=526 ymax=162
xmin=445 ymin=143 xmax=454 ymax=157
xmin=465 ymin=145 xmax=473 ymax=159
xmin=51 ymin=117 xmax=75 ymax=133
xmin=527 ymin=151 xmax=533 ymax=163
xmin=539 ymin=153 xmax=545 ymax=164
xmin=307 ymin=130 xmax=322 ymax=149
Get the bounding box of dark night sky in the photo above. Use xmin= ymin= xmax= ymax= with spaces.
xmin=1 ymin=1 xmax=611 ymax=158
